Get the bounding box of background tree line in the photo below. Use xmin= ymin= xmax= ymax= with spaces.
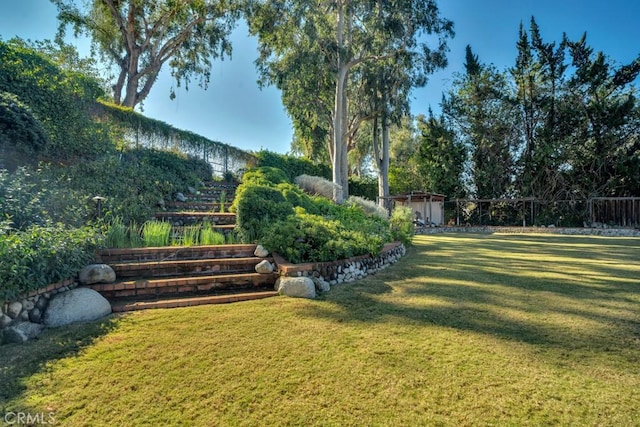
xmin=48 ymin=2 xmax=639 ymax=215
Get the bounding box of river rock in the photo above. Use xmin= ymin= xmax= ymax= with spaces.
xmin=254 ymin=244 xmax=270 ymax=258
xmin=277 ymin=277 xmax=316 ymax=299
xmin=255 ymin=260 xmax=274 ymax=274
xmin=44 ymin=288 xmax=112 ymax=328
xmin=3 ymin=321 xmax=45 ymax=344
xmin=6 ymin=301 xmax=22 ymax=319
xmin=79 ymin=264 xmax=116 ymax=285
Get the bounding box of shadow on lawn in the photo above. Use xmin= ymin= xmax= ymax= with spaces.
xmin=0 ymin=315 xmax=121 ymax=408
xmin=308 ymin=234 xmax=640 ymax=356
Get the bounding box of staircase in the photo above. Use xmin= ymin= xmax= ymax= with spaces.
xmin=90 ymin=182 xmax=279 ymax=312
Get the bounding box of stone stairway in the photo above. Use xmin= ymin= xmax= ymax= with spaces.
xmin=90 ymin=182 xmax=279 ymax=312
xmin=156 ymin=182 xmax=237 ymax=231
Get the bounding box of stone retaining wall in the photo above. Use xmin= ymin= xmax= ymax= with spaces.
xmin=1 ymin=279 xmax=77 ymax=332
xmin=421 ymin=226 xmax=640 ymax=237
xmin=274 ymin=242 xmax=406 ymax=287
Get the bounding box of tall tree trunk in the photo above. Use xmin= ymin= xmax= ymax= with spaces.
xmin=333 ymin=66 xmax=348 ymax=203
xmin=332 ymin=1 xmax=347 ymax=203
xmin=378 ymin=117 xmax=390 ymax=209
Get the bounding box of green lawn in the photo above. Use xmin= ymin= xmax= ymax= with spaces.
xmin=2 ymin=233 xmax=640 ymax=426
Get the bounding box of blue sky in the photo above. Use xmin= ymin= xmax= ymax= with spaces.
xmin=1 ymin=0 xmax=639 ymax=154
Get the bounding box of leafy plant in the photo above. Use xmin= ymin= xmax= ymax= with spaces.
xmin=255 ymin=150 xmax=331 ymax=182
xmin=389 ymin=206 xmax=414 ymax=246
xmin=0 ymin=224 xmax=101 ymax=300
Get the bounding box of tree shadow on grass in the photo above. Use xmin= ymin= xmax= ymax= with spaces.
xmin=0 ymin=315 xmax=121 ymax=409
xmin=306 ymin=234 xmax=640 ymax=360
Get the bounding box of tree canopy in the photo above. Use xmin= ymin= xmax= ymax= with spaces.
xmin=52 ymin=0 xmax=241 ymax=108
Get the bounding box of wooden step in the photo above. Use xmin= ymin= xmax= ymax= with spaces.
xmin=109 ymin=257 xmax=273 ymax=278
xmin=110 ymin=290 xmax=278 ymax=312
xmin=89 ymin=272 xmax=278 ymax=299
xmin=165 ymin=201 xmax=233 ymax=211
xmin=96 ymin=244 xmax=257 ymax=264
xmin=155 ymin=211 xmax=236 ymax=222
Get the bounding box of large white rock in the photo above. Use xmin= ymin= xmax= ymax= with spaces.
xmin=277 ymin=277 xmax=316 ymax=299
xmin=79 ymin=264 xmax=116 ymax=285
xmin=255 ymin=260 xmax=274 ymax=274
xmin=3 ymin=321 xmax=45 ymax=344
xmin=44 ymin=288 xmax=112 ymax=328
xmin=254 ymin=244 xmax=270 ymax=258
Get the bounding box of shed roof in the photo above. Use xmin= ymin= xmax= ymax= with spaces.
xmin=385 ymin=191 xmax=446 ymax=202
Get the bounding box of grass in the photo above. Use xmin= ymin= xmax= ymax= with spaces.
xmin=1 ymin=233 xmax=639 ymax=425
xmin=141 ymin=220 xmax=171 ymax=247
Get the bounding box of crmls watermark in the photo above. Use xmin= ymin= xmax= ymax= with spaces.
xmin=3 ymin=411 xmax=56 ymax=425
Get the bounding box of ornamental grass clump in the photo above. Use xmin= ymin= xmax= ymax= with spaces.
xmin=142 ymin=220 xmax=171 ymax=247
xmin=200 ymin=224 xmax=226 ymax=245
xmin=346 ymin=195 xmax=389 ymax=220
xmin=181 ymin=225 xmax=200 ymax=246
xmin=294 ymin=174 xmax=341 ymax=200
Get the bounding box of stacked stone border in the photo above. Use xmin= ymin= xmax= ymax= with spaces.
xmin=1 ymin=278 xmax=77 ymax=332
xmin=274 ymin=242 xmax=406 ymax=287
xmin=421 ymin=226 xmax=640 ymax=237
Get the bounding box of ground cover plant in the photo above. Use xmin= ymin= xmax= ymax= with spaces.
xmin=2 ymin=233 xmax=639 ymax=425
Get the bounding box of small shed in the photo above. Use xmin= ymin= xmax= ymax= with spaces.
xmin=384 ymin=192 xmax=446 ymax=226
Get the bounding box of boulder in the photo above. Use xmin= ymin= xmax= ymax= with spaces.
xmin=254 ymin=244 xmax=270 ymax=258
xmin=175 ymin=192 xmax=187 ymax=202
xmin=29 ymin=308 xmax=42 ymax=323
xmin=3 ymin=321 xmax=45 ymax=344
xmin=312 ymin=277 xmax=331 ymax=293
xmin=0 ymin=314 xmax=12 ymax=328
xmin=44 ymin=288 xmax=112 ymax=328
xmin=6 ymin=301 xmax=22 ymax=319
xmin=255 ymin=260 xmax=274 ymax=274
xmin=277 ymin=277 xmax=316 ymax=299
xmin=79 ymin=264 xmax=116 ymax=285
xmin=187 ymin=186 xmax=197 ymax=195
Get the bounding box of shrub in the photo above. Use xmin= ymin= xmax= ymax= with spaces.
xmin=0 ymin=224 xmax=101 ymax=300
xmin=294 ymin=174 xmax=341 ymax=200
xmin=236 ymin=165 xmax=397 ymax=263
xmin=0 ymin=39 xmax=113 ymax=160
xmin=348 ymin=175 xmax=378 ymax=201
xmin=233 ymin=184 xmax=293 ymax=243
xmin=261 ymin=207 xmax=387 ymax=264
xmin=241 ymin=166 xmax=289 ymax=186
xmin=0 ymin=91 xmax=49 ymax=170
xmin=0 ymin=166 xmax=91 ymax=230
xmin=346 ymin=196 xmax=389 ymax=220
xmin=255 ymin=150 xmax=331 ymax=182
xmin=390 ymin=206 xmax=414 ymax=246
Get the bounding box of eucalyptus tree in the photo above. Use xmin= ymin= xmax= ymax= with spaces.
xmin=52 ymin=0 xmax=241 ymax=108
xmin=248 ymin=0 xmax=452 ymax=203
